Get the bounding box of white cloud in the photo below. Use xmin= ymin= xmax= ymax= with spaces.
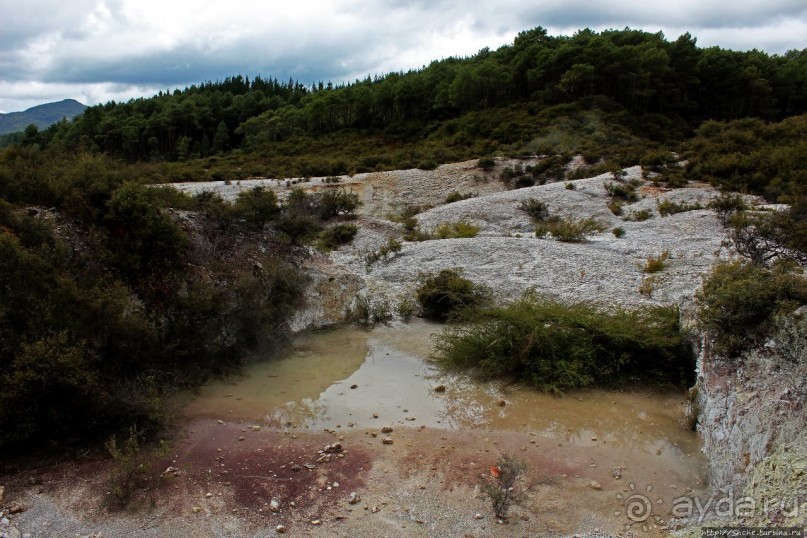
xmin=0 ymin=0 xmax=805 ymax=112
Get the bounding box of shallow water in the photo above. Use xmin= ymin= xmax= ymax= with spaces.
xmin=184 ymin=320 xmax=702 ymax=460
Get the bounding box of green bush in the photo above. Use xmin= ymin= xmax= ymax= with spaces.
xmin=643 ymin=250 xmax=670 ymax=273
xmin=233 ymin=186 xmax=279 ymax=228
xmin=697 ymin=261 xmax=807 ymax=356
xmin=445 ymin=191 xmax=475 ymax=204
xmin=708 ymin=193 xmax=749 ymax=225
xmin=623 ymin=209 xmax=653 ymax=221
xmin=416 ymin=269 xmax=489 ymax=321
xmin=605 ymin=181 xmax=640 ymax=202
xmin=318 ymin=223 xmax=358 ymax=250
xmin=535 ymin=216 xmax=605 ymax=242
xmin=433 ymin=220 xmax=480 ymax=239
xmin=434 ymin=293 xmax=691 ymax=393
xmin=317 ymin=188 xmax=361 ymax=219
xmin=519 ymin=198 xmax=549 ymax=221
xmin=477 ymin=157 xmax=496 ymax=171
xmin=657 ymin=198 xmax=703 ymax=216
xmin=612 ymin=227 xmax=625 ymax=237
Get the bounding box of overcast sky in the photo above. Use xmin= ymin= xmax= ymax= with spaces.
xmin=1 ymin=0 xmax=805 ymax=113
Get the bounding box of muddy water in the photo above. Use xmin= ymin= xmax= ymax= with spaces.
xmin=184 ymin=320 xmax=703 ymax=460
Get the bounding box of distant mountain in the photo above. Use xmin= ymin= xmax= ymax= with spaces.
xmin=0 ymin=99 xmax=87 ymax=135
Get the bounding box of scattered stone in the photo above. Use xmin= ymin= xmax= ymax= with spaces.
xmin=350 ymin=384 xmax=358 ymax=389
xmin=8 ymin=502 xmax=26 ymax=514
xmin=270 ymin=498 xmax=280 ymax=512
xmin=291 ymin=464 xmax=302 ymax=472
xmin=304 ymin=464 xmax=316 ymax=470
xmin=238 ymin=436 xmax=245 ymax=441
xmin=249 ymin=424 xmax=261 ymax=431
xmin=316 ymin=454 xmax=332 ymax=463
xmin=205 ymin=492 xmax=213 ymax=498
xmin=275 ymin=524 xmax=286 ymax=533
xmin=381 ymin=426 xmax=393 ymax=433
xmin=0 ymin=485 xmax=4 ymax=504
xmin=323 ymin=443 xmax=343 ymax=453
xmin=474 ymin=513 xmax=483 ymax=519
xmin=434 ymin=385 xmax=446 ymax=392
xmin=310 ymin=519 xmax=321 ymax=525
xmin=370 ymin=432 xmax=378 ymax=438
xmin=589 ymin=481 xmax=602 ymax=490
xmin=405 ymin=417 xmax=416 ymax=421
xmin=162 ymin=466 xmax=180 ymax=476
xmin=348 ymin=492 xmax=361 ymax=504
xmin=192 ymin=506 xmax=202 ymax=514
xmin=497 ymin=399 xmax=506 ymax=407
xmin=217 ymin=420 xmax=223 ymax=424
xmin=372 ymin=505 xmax=380 ymax=513
xmin=372 ymin=413 xmax=379 ymax=418
xmin=382 ymin=438 xmax=394 ymax=445
xmin=611 ymin=467 xmax=623 ymax=479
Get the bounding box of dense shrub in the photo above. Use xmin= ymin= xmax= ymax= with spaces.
xmin=416 ymin=269 xmax=489 ymax=321
xmin=433 ymin=220 xmax=480 ymax=239
xmin=643 ymin=250 xmax=670 ymax=273
xmin=697 ymin=261 xmax=807 ymax=356
xmin=445 ymin=191 xmax=476 ymax=204
xmin=434 ymin=293 xmax=691 ymax=393
xmin=535 ymin=216 xmax=605 ymax=242
xmin=519 ymin=198 xmax=549 ymax=221
xmin=318 ymin=223 xmax=358 ymax=250
xmin=233 ymin=186 xmax=279 ymax=228
xmin=657 ymin=198 xmax=703 ymax=216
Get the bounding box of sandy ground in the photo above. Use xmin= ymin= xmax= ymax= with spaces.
xmin=2 ymin=417 xmax=704 ymax=537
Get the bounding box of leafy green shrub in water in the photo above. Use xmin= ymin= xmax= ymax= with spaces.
xmin=416 ymin=269 xmax=489 ymax=321
xmin=697 ymin=261 xmax=807 ymax=356
xmin=434 ymin=293 xmax=691 ymax=393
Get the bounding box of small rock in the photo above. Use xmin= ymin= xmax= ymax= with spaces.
xmin=205 ymin=492 xmax=213 ymax=498
xmin=8 ymin=501 xmax=26 ymax=515
xmin=275 ymin=524 xmax=286 ymax=533
xmin=611 ymin=467 xmax=623 ymax=479
xmin=270 ymin=498 xmax=280 ymax=512
xmin=350 ymin=384 xmax=358 ymax=389
xmin=0 ymin=485 xmax=4 ymax=504
xmin=497 ymin=399 xmax=506 ymax=407
xmin=434 ymin=385 xmax=446 ymax=392
xmin=348 ymin=492 xmax=361 ymax=504
xmin=310 ymin=519 xmax=321 ymax=525
xmin=372 ymin=413 xmax=379 ymax=418
xmin=589 ymin=481 xmax=602 ymax=490
xmin=238 ymin=436 xmax=245 ymax=441
xmin=381 ymin=426 xmax=393 ymax=433
xmin=372 ymin=505 xmax=380 ymax=513
xmin=370 ymin=432 xmax=378 ymax=438
xmin=303 ymin=464 xmax=316 ymax=470
xmin=217 ymin=420 xmax=223 ymax=424
xmin=323 ymin=442 xmax=343 ymax=453
xmin=316 ymin=454 xmax=331 ymax=463
xmin=192 ymin=506 xmax=202 ymax=514
xmin=382 ymin=438 xmax=394 ymax=445
xmin=291 ymin=464 xmax=302 ymax=472
xmin=474 ymin=513 xmax=483 ymax=519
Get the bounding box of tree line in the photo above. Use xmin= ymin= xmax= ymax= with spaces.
xmin=20 ymin=27 xmax=807 ymax=163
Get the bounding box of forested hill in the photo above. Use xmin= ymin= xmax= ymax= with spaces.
xmin=0 ymin=99 xmax=87 ymax=135
xmin=19 ymin=27 xmax=807 ymax=181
